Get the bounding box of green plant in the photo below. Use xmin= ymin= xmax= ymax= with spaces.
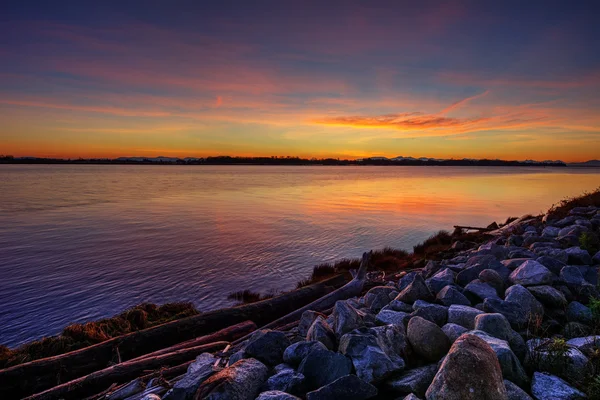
xmin=580 ymin=232 xmax=600 ymax=255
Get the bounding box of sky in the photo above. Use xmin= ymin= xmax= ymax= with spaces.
xmin=1 ymin=1 xmax=600 ymax=162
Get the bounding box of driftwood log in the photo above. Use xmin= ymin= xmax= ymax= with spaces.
xmin=0 ymin=274 xmax=346 ymax=399
xmin=24 ymin=342 xmax=228 ymax=400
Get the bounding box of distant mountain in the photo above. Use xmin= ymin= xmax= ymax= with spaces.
xmin=569 ymin=160 xmax=600 ymax=167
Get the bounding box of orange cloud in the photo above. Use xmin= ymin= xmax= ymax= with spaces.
xmin=314 ymin=112 xmax=488 ymax=131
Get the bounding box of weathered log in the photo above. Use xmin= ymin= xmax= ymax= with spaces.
xmin=24 ymin=341 xmax=228 ymax=400
xmin=127 ymin=321 xmax=255 ymax=362
xmin=453 ymin=225 xmax=493 ymax=232
xmin=0 ymin=274 xmax=345 ymax=399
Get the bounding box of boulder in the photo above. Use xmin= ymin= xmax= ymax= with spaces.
xmin=425 ymin=334 xmax=508 ymax=400
xmin=368 ymin=325 xmax=410 ymax=366
xmin=244 ymin=330 xmax=291 ymax=366
xmin=560 ymin=266 xmax=587 ymax=287
xmin=530 ymin=372 xmax=586 ymax=400
xmin=509 ymin=260 xmax=554 ymax=286
xmin=256 ymin=391 xmax=301 ymax=400
xmin=305 ymin=375 xmax=377 ymax=400
xmin=384 ymin=364 xmax=437 ymax=397
xmin=525 ymin=339 xmax=590 ymax=385
xmin=562 ymin=322 xmax=592 ymax=339
xmin=297 ymin=348 xmax=353 ymax=390
xmin=502 ymin=258 xmax=531 ymax=270
xmin=541 ymin=226 xmax=561 ymax=238
xmin=468 ymin=330 xmax=529 ymax=389
xmin=436 ymin=285 xmax=471 ymax=307
xmin=399 ymin=272 xmax=419 ymax=291
xmin=474 ymin=313 xmax=513 ymax=343
xmin=479 ymin=269 xmax=505 ymax=294
xmin=395 ymin=274 xmax=434 ymax=304
xmin=426 ymin=269 xmax=456 ymax=294
xmin=376 ymin=310 xmax=410 ymax=327
xmin=565 ymin=246 xmax=592 ymax=265
xmin=164 ymin=353 xmax=216 ymax=400
xmin=364 ymin=286 xmax=398 ymax=312
xmin=195 ymin=358 xmax=269 ymax=400
xmin=264 ymin=370 xmax=305 ymax=395
xmin=441 ymin=323 xmax=468 ymax=344
xmin=306 ymin=316 xmax=336 ymax=350
xmin=407 ymin=316 xmax=450 ymax=362
xmin=382 ymin=299 xmax=414 ymax=313
xmin=338 ymin=331 xmax=405 ymax=383
xmin=283 ymin=341 xmax=327 ymax=366
xmin=567 ymin=336 xmax=600 ymax=357
xmin=504 ymin=284 xmax=544 ymax=320
xmin=464 ymin=281 xmax=501 ymax=303
xmin=332 ymin=300 xmax=364 ymax=336
xmin=566 ymin=301 xmax=593 ymax=325
xmin=456 ymin=264 xmax=487 ymax=286
xmin=298 ymin=311 xmax=327 ymax=337
xmin=527 ymin=286 xmax=567 ymax=308
xmin=447 ymin=305 xmax=484 ymax=329
xmin=508 ymin=249 xmax=536 ymax=259
xmin=504 ymin=380 xmax=532 ymax=400
xmin=483 ymin=299 xmax=528 ymax=329
xmin=412 ymin=300 xmax=448 ymax=326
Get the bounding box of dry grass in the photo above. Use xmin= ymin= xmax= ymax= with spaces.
xmin=0 ymin=302 xmax=198 ymax=368
xmin=413 ymin=230 xmax=453 ymax=256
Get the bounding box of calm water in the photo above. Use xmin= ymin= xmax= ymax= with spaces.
xmin=0 ymin=165 xmax=599 ymax=347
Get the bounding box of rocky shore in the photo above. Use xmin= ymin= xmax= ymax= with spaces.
xmin=2 ymin=196 xmax=600 ymax=400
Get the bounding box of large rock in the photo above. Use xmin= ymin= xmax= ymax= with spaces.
xmin=447 ymin=305 xmax=484 ymax=329
xmin=456 ymin=264 xmax=487 ymax=286
xmin=530 ymin=372 xmax=586 ymax=400
xmin=244 ymin=330 xmax=291 ymax=366
xmin=468 ymin=330 xmax=529 ymax=389
xmin=297 ymin=348 xmax=353 ymax=390
xmin=502 ymin=258 xmax=531 ymax=270
xmin=542 ymin=226 xmax=561 ymax=238
xmin=436 ymin=285 xmax=471 ymax=306
xmin=332 ymin=300 xmax=364 ymax=336
xmin=509 ymin=260 xmax=554 ymax=286
xmin=256 ymin=391 xmax=301 ymax=400
xmin=479 ymin=269 xmax=505 ymax=294
xmin=504 ymin=284 xmax=544 ymax=320
xmin=426 ymin=269 xmax=456 ymax=294
xmin=399 ymin=271 xmax=419 ymax=291
xmin=425 ymin=334 xmax=508 ymax=400
xmin=527 ymin=286 xmax=567 ymax=308
xmin=283 ymin=341 xmax=327 ymax=366
xmin=195 ymin=358 xmax=269 ymax=400
xmin=382 ymin=299 xmax=414 ymax=313
xmin=338 ymin=330 xmax=405 ymax=383
xmin=384 ymin=364 xmax=437 ymax=397
xmin=560 ymin=266 xmax=587 ymax=287
xmin=364 ymin=286 xmax=397 ymax=312
xmin=412 ymin=300 xmax=448 ymax=326
xmin=368 ymin=325 xmax=410 ymax=366
xmin=504 ymin=380 xmax=533 ymax=400
xmin=264 ymin=370 xmax=305 ymax=395
xmin=464 ymin=281 xmax=501 ymax=303
xmin=441 ymin=323 xmax=468 ymax=344
xmin=483 ymin=299 xmax=528 ymax=329
xmin=305 ymin=375 xmax=377 ymax=400
xmin=525 ymin=339 xmax=590 ymax=385
xmin=565 ymin=246 xmax=592 ymax=265
xmin=407 ymin=316 xmax=450 ymax=362
xmin=395 ymin=274 xmax=434 ymax=304
xmin=298 ymin=311 xmax=326 ymax=337
xmin=376 ymin=309 xmax=410 ymax=326
xmin=566 ymin=301 xmax=593 ymax=325
xmin=306 ymin=316 xmax=336 ymax=350
xmin=164 ymin=353 xmax=216 ymax=400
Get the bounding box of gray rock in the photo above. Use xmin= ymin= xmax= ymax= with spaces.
xmin=442 ymin=323 xmax=468 ymax=344
xmin=525 ymin=339 xmax=590 ymax=385
xmin=395 ymin=274 xmax=433 ymax=304
xmin=425 ymin=334 xmax=508 ymax=400
xmin=298 ymin=348 xmax=353 ymax=390
xmin=368 ymin=324 xmax=410 ymax=366
xmin=426 ymin=268 xmax=456 ymax=294
xmin=566 ymin=301 xmax=593 ymax=325
xmin=435 ymin=285 xmax=471 ymax=307
xmin=412 ymin=300 xmax=448 ymax=326
xmin=163 ymin=353 xmax=216 ymax=400
xmin=382 ymin=299 xmax=414 ymax=313
xmin=474 ymin=313 xmax=512 ymax=342
xmin=244 ymin=330 xmax=291 ymax=366
xmin=256 ymin=391 xmax=301 ymax=400
xmin=422 ymin=260 xmax=442 ymax=279
xmin=399 ymin=271 xmax=419 ymax=291
xmin=332 ymin=300 xmax=364 ymax=336
xmin=306 ymin=316 xmax=336 ymax=350
xmin=468 ymin=330 xmax=529 ymax=388
xmin=376 ymin=309 xmax=410 ymax=326
xmin=141 ymin=394 xmax=162 ymax=400
xmin=364 ymin=286 xmax=398 ymax=312
xmin=542 ymin=226 xmax=561 ymax=238
xmin=264 ymin=370 xmax=305 ymax=395
xmin=402 ymin=395 xmax=422 ymax=400
xmin=298 ymin=311 xmax=326 ymax=337
xmin=479 ymin=269 xmax=505 ymax=293
xmin=107 ymin=379 xmax=145 ymax=400
xmin=527 ymin=286 xmax=567 ymax=308
xmin=504 ymin=380 xmax=533 ymax=400
xmin=196 ymin=358 xmax=269 ymax=400
xmin=509 ymin=260 xmax=554 ymax=286
xmin=565 ymin=246 xmax=592 ymax=265
xmin=305 ymin=374 xmax=377 ymax=400
xmin=283 ymin=341 xmax=327 ymax=366
xmin=562 ymin=322 xmax=592 ymax=339
xmin=509 ymin=249 xmax=536 ymax=259
xmin=536 ymin=249 xmax=569 ymax=265
xmin=384 ymin=364 xmax=437 ymax=397
xmin=456 ymin=263 xmax=487 ymax=286
xmin=483 ymin=299 xmax=528 ymax=329
xmin=567 ymin=336 xmax=600 ymax=357
xmin=339 ymin=331 xmax=405 ymax=383
xmin=464 ymin=281 xmax=501 ymax=303
xmin=531 ymin=372 xmax=586 ymax=400
xmin=407 ymin=316 xmax=450 ymax=362
xmin=560 ymin=266 xmax=587 ymax=287
xmin=502 ymin=258 xmax=531 ymax=270
xmin=505 ymin=284 xmax=544 ymax=320
xmin=447 ymin=305 xmax=484 ymax=329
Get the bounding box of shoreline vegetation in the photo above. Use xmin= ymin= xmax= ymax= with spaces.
xmin=0 ymin=154 xmax=574 ymax=167
xmin=1 ymin=188 xmax=599 ymax=399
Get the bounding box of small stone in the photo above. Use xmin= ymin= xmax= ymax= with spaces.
xmin=376 ymin=309 xmax=410 ymax=326
xmin=407 ymin=316 xmax=450 ymax=362
xmin=256 ymin=391 xmax=301 ymax=400
xmin=531 ymin=372 xmax=586 ymax=400
xmin=298 ymin=311 xmax=326 ymax=337
xmin=447 ymin=305 xmax=484 ymax=329
xmin=305 ymin=374 xmax=377 ymax=400
xmin=164 ymin=353 xmax=216 ymax=400
xmin=306 ymin=316 xmax=336 ymax=350
xmin=436 ymin=285 xmax=471 ymax=307
xmin=395 ymin=274 xmax=434 ymax=304
xmin=565 ymin=246 xmax=592 ymax=265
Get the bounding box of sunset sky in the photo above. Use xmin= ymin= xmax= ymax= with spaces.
xmin=2 ymin=1 xmax=600 ymax=161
